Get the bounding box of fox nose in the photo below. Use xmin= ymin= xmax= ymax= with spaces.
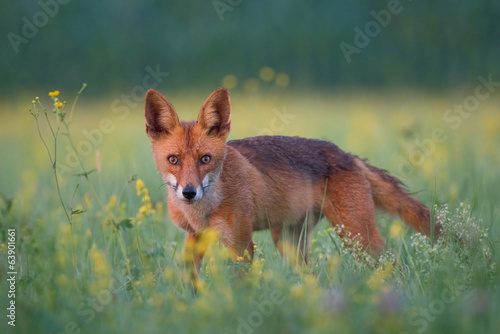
xmin=182 ymin=185 xmax=197 ymax=200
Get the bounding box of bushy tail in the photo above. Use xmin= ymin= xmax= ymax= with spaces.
xmin=355 ymin=159 xmax=440 ymax=237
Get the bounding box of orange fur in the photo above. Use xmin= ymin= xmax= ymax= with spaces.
xmin=144 ymin=88 xmax=439 ymax=271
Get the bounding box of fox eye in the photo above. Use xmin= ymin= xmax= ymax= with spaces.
xmin=168 ymin=155 xmax=179 ymax=165
xmin=200 ymin=155 xmax=211 ymax=165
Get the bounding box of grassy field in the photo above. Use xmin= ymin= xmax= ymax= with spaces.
xmin=0 ymin=87 xmax=499 ymax=334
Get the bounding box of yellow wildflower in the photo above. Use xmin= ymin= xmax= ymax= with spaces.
xmin=142 ymin=195 xmax=151 ymax=204
xmin=144 ymin=271 xmax=156 ymax=289
xmin=155 ymin=201 xmax=164 ymax=214
xmin=84 ymin=193 xmax=92 ymax=209
xmin=368 ymin=263 xmax=394 ymax=290
xmin=280 ymin=241 xmax=298 ymax=264
xmin=194 ymin=298 xmax=213 ymax=314
xmin=262 ymin=269 xmax=274 ymax=281
xmin=55 ymin=274 xmax=70 ymax=287
xmin=136 ymin=205 xmax=149 ymax=220
xmin=389 ymin=221 xmax=405 ymax=240
xmin=136 ymin=179 xmax=145 ymax=195
xmin=195 ymin=228 xmax=219 ymax=255
xmin=328 ymin=255 xmax=341 ymax=276
xmin=59 ymin=224 xmax=72 ymax=246
xmin=175 ymin=301 xmax=188 ymax=312
xmin=163 ymin=268 xmax=175 ymax=281
xmin=55 ymin=102 xmax=63 ymax=109
xmin=449 ymin=183 xmax=459 ymax=201
xmin=49 ymin=90 xmax=60 ymax=97
xmin=89 ymin=244 xmax=111 ymax=295
xmin=148 ymin=295 xmax=163 ymax=308
xmin=193 ymin=277 xmax=206 ymax=293
xmin=105 ymin=195 xmax=117 ymax=212
xmin=291 ymin=284 xmax=305 ymax=299
xmin=135 ymin=179 xmax=155 ymax=221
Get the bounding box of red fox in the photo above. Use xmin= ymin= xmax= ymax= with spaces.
xmin=144 ymin=88 xmax=439 ymax=269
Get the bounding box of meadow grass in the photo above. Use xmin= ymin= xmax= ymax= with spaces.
xmin=0 ymin=88 xmax=499 ymax=334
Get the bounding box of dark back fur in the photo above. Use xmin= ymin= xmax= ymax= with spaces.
xmin=228 ymin=136 xmax=357 ymax=181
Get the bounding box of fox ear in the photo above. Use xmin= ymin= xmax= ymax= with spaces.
xmin=144 ymin=89 xmax=179 ymax=138
xmin=197 ymin=87 xmax=231 ymax=138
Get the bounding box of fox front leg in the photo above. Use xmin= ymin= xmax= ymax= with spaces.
xmin=184 ymin=233 xmax=205 ymax=292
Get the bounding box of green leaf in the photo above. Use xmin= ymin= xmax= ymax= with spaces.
xmin=18 ymin=276 xmax=33 ymax=287
xmin=117 ymin=218 xmax=134 ymax=229
xmin=0 ymin=194 xmax=14 ymax=215
xmin=71 ymin=209 xmax=86 ymax=215
xmin=75 ymin=169 xmax=97 ymax=177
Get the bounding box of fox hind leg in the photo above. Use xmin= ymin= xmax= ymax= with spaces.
xmin=321 ymin=172 xmax=385 ymax=255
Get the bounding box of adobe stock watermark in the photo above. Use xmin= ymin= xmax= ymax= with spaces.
xmin=227 ymin=288 xmax=286 ymax=334
xmin=56 ymin=65 xmax=169 ymax=180
xmin=401 ymin=279 xmax=466 ymax=334
xmin=7 ymin=0 xmax=72 ymax=54
xmin=340 ymin=0 xmax=405 ymax=64
xmin=257 ymin=106 xmax=295 ymax=136
xmin=48 ymin=274 xmax=129 ymax=334
xmin=6 ymin=229 xmax=17 ymax=327
xmin=397 ymin=74 xmax=499 ymax=178
xmin=213 ymin=0 xmax=245 ymax=21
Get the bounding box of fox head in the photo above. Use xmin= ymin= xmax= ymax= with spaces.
xmin=144 ymin=88 xmax=231 ymax=204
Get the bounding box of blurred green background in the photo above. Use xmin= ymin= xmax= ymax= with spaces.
xmin=2 ymin=0 xmax=500 ymax=97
